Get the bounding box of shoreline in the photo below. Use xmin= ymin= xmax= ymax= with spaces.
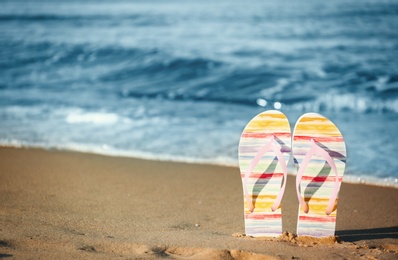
xmin=1 ymin=146 xmax=397 ymax=259
xmin=1 ymin=143 xmax=397 ymax=189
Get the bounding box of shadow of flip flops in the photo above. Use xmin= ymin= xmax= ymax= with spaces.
xmin=336 ymin=226 xmax=398 ymax=242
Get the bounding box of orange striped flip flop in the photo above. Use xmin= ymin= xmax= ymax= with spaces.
xmin=293 ymin=113 xmax=346 ymax=237
xmin=238 ymin=110 xmax=291 ymax=237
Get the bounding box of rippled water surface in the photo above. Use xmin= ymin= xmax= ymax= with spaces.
xmin=1 ymin=0 xmax=398 ymax=186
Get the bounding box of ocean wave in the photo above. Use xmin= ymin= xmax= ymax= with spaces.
xmin=0 ymin=41 xmax=151 ymax=65
xmin=100 ymin=57 xmax=223 ymax=83
xmin=0 ymin=14 xmax=86 ymax=21
xmin=2 ymin=38 xmax=397 ymax=116
xmin=0 ymin=13 xmax=171 ymax=27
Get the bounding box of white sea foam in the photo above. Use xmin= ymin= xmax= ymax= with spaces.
xmin=66 ymin=111 xmax=120 ymax=125
xmin=289 ymin=93 xmax=398 ymax=114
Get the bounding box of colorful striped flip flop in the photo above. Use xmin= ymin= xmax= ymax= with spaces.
xmin=293 ymin=113 xmax=346 ymax=237
xmin=238 ymin=110 xmax=291 ymax=237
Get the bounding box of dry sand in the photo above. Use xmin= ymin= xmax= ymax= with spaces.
xmin=0 ymin=147 xmax=397 ymax=259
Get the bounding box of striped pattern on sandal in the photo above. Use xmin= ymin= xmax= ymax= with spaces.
xmin=293 ymin=113 xmax=346 ymax=237
xmin=239 ymin=110 xmax=291 ymax=237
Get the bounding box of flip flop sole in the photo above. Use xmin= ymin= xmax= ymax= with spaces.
xmin=293 ymin=113 xmax=346 ymax=237
xmin=238 ymin=110 xmax=291 ymax=237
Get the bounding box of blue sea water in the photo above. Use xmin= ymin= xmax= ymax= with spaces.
xmin=1 ymin=0 xmax=398 ymax=186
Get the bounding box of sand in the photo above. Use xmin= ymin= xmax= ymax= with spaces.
xmin=0 ymin=146 xmax=397 ymax=259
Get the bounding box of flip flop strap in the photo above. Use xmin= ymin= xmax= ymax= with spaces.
xmin=243 ymin=135 xmax=288 ymax=213
xmin=295 ymin=138 xmax=340 ymax=215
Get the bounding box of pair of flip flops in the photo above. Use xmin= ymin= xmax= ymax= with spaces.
xmin=238 ymin=110 xmax=346 ymax=237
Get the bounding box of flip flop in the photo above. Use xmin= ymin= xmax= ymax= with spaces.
xmin=293 ymin=113 xmax=346 ymax=237
xmin=238 ymin=110 xmax=291 ymax=237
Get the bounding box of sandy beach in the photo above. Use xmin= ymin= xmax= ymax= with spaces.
xmin=0 ymin=146 xmax=397 ymax=259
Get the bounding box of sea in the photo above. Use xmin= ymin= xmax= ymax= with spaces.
xmin=1 ymin=0 xmax=397 ymax=187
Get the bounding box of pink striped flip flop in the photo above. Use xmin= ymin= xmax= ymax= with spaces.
xmin=238 ymin=110 xmax=291 ymax=237
xmin=293 ymin=113 xmax=346 ymax=237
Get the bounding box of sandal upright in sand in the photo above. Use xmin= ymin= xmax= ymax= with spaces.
xmin=238 ymin=110 xmax=291 ymax=237
xmin=293 ymin=113 xmax=346 ymax=237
